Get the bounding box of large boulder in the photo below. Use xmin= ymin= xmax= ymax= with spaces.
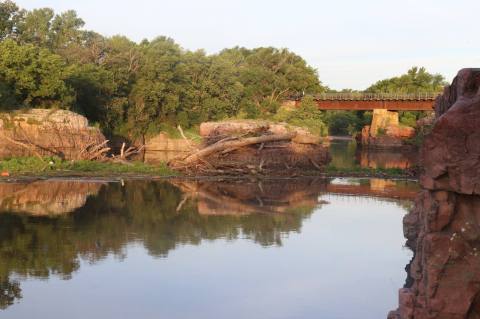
xmin=0 ymin=109 xmax=105 ymax=159
xmin=421 ymin=68 xmax=480 ymax=195
xmin=389 ymin=69 xmax=480 ymax=319
xmin=199 ymin=120 xmax=323 ymax=145
xmin=172 ymin=120 xmax=331 ymax=175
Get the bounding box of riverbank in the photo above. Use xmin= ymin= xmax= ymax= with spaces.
xmin=0 ymin=156 xmax=417 ymax=181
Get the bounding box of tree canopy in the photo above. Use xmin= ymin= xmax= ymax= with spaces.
xmin=366 ymin=67 xmax=446 ymax=94
xmin=0 ymin=1 xmax=325 ymax=137
xmin=0 ymin=1 xmax=448 ymax=138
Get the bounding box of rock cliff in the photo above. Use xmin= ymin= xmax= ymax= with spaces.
xmin=0 ymin=109 xmax=105 ymax=159
xmin=389 ymin=68 xmax=480 ymax=319
xmin=170 ymin=120 xmax=331 ymax=175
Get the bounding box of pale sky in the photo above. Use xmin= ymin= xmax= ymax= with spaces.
xmin=14 ymin=0 xmax=480 ymax=90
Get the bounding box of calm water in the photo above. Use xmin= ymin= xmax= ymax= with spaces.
xmin=0 ymin=178 xmax=417 ymax=319
xmin=329 ymin=139 xmax=418 ymax=169
xmin=144 ymin=139 xmax=419 ymax=170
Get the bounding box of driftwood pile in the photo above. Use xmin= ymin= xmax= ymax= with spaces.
xmin=168 ymin=120 xmax=331 ymax=175
xmin=0 ymin=109 xmax=143 ymax=164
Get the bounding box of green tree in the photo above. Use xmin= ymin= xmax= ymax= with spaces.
xmin=16 ymin=8 xmax=54 ymax=47
xmin=365 ymin=67 xmax=444 ymax=128
xmin=0 ymin=39 xmax=74 ymax=109
xmin=127 ymin=37 xmax=184 ymax=135
xmin=366 ymin=67 xmax=446 ymax=94
xmin=0 ymin=0 xmax=21 ymax=40
xmin=274 ymin=96 xmax=328 ymax=136
xmin=218 ymin=47 xmax=324 ymax=117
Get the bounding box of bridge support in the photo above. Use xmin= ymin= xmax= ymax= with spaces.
xmin=360 ymin=109 xmax=415 ymax=147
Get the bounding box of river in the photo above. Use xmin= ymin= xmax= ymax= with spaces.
xmin=0 ymin=177 xmax=418 ymax=319
xmin=329 ymin=139 xmax=418 ymax=170
xmin=144 ymin=138 xmax=419 ymax=170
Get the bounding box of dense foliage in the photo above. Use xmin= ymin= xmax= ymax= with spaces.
xmin=364 ymin=67 xmax=446 ymax=129
xmin=0 ymin=1 xmax=325 ymax=137
xmin=0 ymin=1 xmax=447 ymax=138
xmin=365 ymin=67 xmax=446 ymax=94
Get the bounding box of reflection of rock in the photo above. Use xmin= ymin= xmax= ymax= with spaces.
xmin=389 ymin=69 xmax=480 ymax=319
xmin=326 ymin=178 xmax=418 ymax=200
xmin=357 ymin=147 xmax=418 ymax=169
xmin=0 ymin=181 xmax=103 ymax=216
xmin=361 ymin=109 xmax=415 ymax=148
xmin=172 ymin=179 xmax=329 ymax=215
xmin=0 ymin=179 xmax=323 ymax=310
xmin=0 ymin=109 xmax=105 ymax=159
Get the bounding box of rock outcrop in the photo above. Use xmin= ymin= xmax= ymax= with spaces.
xmin=389 ymin=68 xmax=480 ymax=319
xmin=145 ymin=133 xmax=195 ymax=152
xmin=0 ymin=109 xmax=105 ymax=159
xmin=170 ymin=120 xmax=331 ymax=175
xmin=360 ymin=109 xmax=415 ymax=148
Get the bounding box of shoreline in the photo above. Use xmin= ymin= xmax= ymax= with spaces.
xmin=0 ymin=170 xmax=418 ymax=183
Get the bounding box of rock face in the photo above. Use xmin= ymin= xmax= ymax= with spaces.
xmin=145 ymin=133 xmax=195 ymax=152
xmin=172 ymin=120 xmax=331 ymax=175
xmin=199 ymin=120 xmax=324 ymax=145
xmin=389 ymin=69 xmax=480 ymax=319
xmin=0 ymin=109 xmax=105 ymax=159
xmin=360 ymin=109 xmax=415 ymax=148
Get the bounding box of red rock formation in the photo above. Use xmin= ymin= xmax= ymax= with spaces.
xmin=389 ymin=68 xmax=480 ymax=319
xmin=360 ymin=109 xmax=415 ymax=148
xmin=0 ymin=109 xmax=105 ymax=159
xmin=171 ymin=120 xmax=331 ymax=175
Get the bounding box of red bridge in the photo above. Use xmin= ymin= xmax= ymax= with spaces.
xmin=288 ymin=93 xmax=439 ymax=111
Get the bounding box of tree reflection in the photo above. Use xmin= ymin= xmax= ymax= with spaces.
xmin=0 ymin=179 xmax=329 ymax=308
xmin=0 ymin=279 xmax=21 ymax=310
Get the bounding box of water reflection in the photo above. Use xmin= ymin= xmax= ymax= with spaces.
xmin=329 ymin=139 xmax=418 ymax=169
xmin=0 ymin=180 xmax=103 ymax=215
xmin=0 ymin=178 xmax=416 ymax=317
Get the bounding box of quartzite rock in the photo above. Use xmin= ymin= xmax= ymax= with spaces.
xmin=389 ymin=68 xmax=480 ymax=319
xmin=360 ymin=109 xmax=415 ymax=148
xmin=0 ymin=109 xmax=105 ymax=159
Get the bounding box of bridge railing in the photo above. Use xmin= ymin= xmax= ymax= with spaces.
xmin=300 ymin=92 xmax=441 ymax=101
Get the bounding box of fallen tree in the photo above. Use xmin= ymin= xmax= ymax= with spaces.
xmin=169 ymin=120 xmax=331 ymax=175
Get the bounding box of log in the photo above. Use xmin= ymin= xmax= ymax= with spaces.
xmin=174 ymin=132 xmax=296 ymax=166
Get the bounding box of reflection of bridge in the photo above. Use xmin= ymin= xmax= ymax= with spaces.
xmin=324 ymin=180 xmax=418 ymax=200
xmin=287 ymin=93 xmax=440 ymax=111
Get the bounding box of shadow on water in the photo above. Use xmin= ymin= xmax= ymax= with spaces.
xmin=0 ymin=178 xmax=418 ymax=313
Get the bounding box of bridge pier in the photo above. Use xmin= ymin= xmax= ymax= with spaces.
xmin=360 ymin=109 xmax=415 ymax=147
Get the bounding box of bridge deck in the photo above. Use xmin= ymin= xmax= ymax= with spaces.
xmin=288 ymin=93 xmax=439 ymax=111
xmin=312 ymin=92 xmax=439 ymax=101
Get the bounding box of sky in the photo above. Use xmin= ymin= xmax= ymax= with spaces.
xmin=14 ymin=0 xmax=480 ymax=90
